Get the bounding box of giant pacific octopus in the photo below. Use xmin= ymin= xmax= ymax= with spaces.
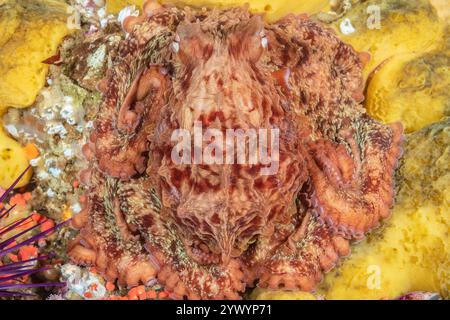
xmin=68 ymin=2 xmax=403 ymax=299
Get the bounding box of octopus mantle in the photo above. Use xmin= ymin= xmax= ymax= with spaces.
xmin=68 ymin=4 xmax=403 ymax=299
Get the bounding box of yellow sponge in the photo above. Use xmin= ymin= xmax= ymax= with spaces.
xmin=365 ymin=47 xmax=449 ymax=133
xmin=0 ymin=121 xmax=32 ymax=189
xmin=250 ymin=288 xmax=316 ymax=300
xmin=0 ymin=1 xmax=21 ymax=48
xmin=0 ymin=0 xmax=73 ymax=108
xmin=106 ymin=0 xmax=329 ymax=21
xmin=106 ymin=0 xmax=144 ymax=13
xmin=161 ymin=0 xmax=329 ymax=21
xmin=333 ymin=0 xmax=444 ymax=80
xmin=0 ymin=0 xmax=73 ymax=188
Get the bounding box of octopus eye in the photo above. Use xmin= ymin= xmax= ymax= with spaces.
xmin=229 ymin=16 xmax=266 ymax=62
xmin=261 ymin=35 xmax=268 ymax=49
xmin=172 ymin=24 xmax=214 ymax=62
xmin=171 ymin=33 xmax=181 ymax=54
xmin=171 ymin=41 xmax=180 ymax=54
xmin=259 ymin=30 xmax=268 ymax=49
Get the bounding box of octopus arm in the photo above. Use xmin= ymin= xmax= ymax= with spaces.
xmin=268 ymin=15 xmax=403 ymax=239
xmin=91 ymin=15 xmax=176 ymax=180
xmin=267 ymin=14 xmax=365 ymax=101
xmin=119 ymin=180 xmax=247 ymax=299
xmin=307 ymin=118 xmax=404 ymax=239
xmin=68 ymin=171 xmax=158 ymax=287
xmin=258 ymin=212 xmax=350 ymax=291
xmin=92 ymin=66 xmax=169 ymax=179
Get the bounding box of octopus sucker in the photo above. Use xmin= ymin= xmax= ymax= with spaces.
xmin=68 ymin=244 xmax=97 ymax=266
xmin=68 ymin=2 xmax=403 ymax=299
xmin=306 ymin=120 xmax=403 ymax=238
xmin=71 ymin=208 xmax=89 ymax=229
xmin=117 ymin=257 xmax=158 ymax=287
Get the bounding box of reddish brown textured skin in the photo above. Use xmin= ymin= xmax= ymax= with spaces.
xmin=68 ymin=5 xmax=403 ymax=299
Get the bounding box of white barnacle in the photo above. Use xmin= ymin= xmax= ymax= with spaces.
xmin=4 ymin=124 xmax=18 ymax=137
xmin=64 ymin=147 xmax=74 ymax=158
xmin=46 ymin=188 xmax=56 ymax=197
xmin=85 ymin=121 xmax=94 ymax=129
xmin=60 ymin=104 xmax=74 ymax=121
xmin=37 ymin=171 xmax=50 ymax=180
xmin=29 ymin=157 xmax=41 ymax=167
xmin=340 ymin=18 xmax=356 ymax=35
xmin=49 ymin=167 xmax=62 ymax=177
xmin=47 ymin=123 xmax=67 ymax=136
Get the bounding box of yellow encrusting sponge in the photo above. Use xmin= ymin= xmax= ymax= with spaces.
xmin=0 ymin=0 xmax=73 ymax=109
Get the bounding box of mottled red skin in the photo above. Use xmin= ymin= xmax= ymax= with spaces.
xmin=68 ymin=5 xmax=403 ymax=299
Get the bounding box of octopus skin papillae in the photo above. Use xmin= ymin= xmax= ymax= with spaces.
xmin=68 ymin=2 xmax=404 ymax=299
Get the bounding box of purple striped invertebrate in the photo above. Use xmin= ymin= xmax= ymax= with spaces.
xmin=1 ymin=167 xmax=67 ymax=297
